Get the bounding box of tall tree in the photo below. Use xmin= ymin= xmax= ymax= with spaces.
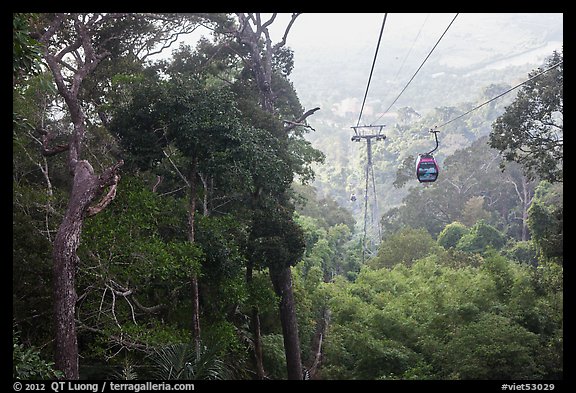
xmin=37 ymin=14 xmax=124 ymax=379
xmin=230 ymin=13 xmax=320 ymax=380
xmin=527 ymin=181 xmax=563 ymax=262
xmin=502 ymin=165 xmax=537 ymax=241
xmin=34 ymin=12 xmax=208 ymax=379
xmin=107 ymin=64 xmax=293 ymax=367
xmin=489 ymin=50 xmax=563 ymax=183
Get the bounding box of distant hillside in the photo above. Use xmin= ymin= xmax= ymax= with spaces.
xmin=290 ymin=13 xmax=563 ymax=119
xmin=285 ymin=12 xmax=563 ymax=229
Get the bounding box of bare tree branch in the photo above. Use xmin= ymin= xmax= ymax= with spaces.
xmin=37 ymin=127 xmax=70 ymax=157
xmin=163 ymin=148 xmax=191 ymax=187
xmin=273 ymin=13 xmax=301 ymax=52
xmin=86 ymin=176 xmax=119 ymax=217
xmin=283 ymin=107 xmax=320 ymax=132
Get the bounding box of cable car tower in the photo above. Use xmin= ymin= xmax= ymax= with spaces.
xmin=351 ymin=124 xmax=386 ymax=262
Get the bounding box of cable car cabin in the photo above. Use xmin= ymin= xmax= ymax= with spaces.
xmin=416 ymin=154 xmax=439 ymax=183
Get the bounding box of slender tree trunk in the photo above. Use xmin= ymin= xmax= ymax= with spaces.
xmin=521 ymin=175 xmax=531 ymax=241
xmin=233 ymin=13 xmax=308 ymax=380
xmin=190 ymin=275 xmax=201 ymax=353
xmin=269 ymin=265 xmax=303 ymax=380
xmin=246 ymin=263 xmax=266 ymax=379
xmin=307 ymin=306 xmax=329 ymax=379
xmin=187 ymin=159 xmax=201 ymax=353
xmin=251 ymin=307 xmax=265 ymax=378
xmin=507 ymin=171 xmax=535 ymax=242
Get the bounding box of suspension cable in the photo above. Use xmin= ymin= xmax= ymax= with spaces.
xmin=372 ymin=13 xmax=459 ymax=124
xmin=392 ymin=13 xmax=430 ymax=81
xmin=356 ymin=14 xmax=387 ymax=127
xmin=433 ymin=60 xmax=563 ymax=130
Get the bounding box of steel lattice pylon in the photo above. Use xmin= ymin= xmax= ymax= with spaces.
xmin=351 ymin=125 xmax=386 ymax=262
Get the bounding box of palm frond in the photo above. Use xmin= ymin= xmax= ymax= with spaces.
xmin=148 ymin=341 xmax=232 ymax=380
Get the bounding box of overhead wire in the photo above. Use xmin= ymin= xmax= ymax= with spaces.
xmin=356 ymin=14 xmax=388 ymax=127
xmin=433 ymin=60 xmax=564 ymax=129
xmin=350 ymin=13 xmax=560 ymax=258
xmin=392 ymin=13 xmax=430 ymax=81
xmin=372 ymin=13 xmax=459 ymax=125
xmin=353 ymin=14 xmax=387 ymax=261
xmin=355 ymin=13 xmax=456 ymax=260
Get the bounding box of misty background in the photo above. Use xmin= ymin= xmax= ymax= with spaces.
xmin=164 ymin=12 xmax=564 ymax=242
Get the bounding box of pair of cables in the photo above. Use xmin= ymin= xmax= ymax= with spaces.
xmin=354 ymin=13 xmax=458 ymax=259
xmin=356 ymin=13 xmax=458 ymax=127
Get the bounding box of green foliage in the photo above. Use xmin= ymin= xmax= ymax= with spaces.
xmin=505 ymin=241 xmax=539 ymax=266
xmin=13 ymin=13 xmax=44 ymax=84
xmin=293 ymin=183 xmax=355 ymax=231
xmin=369 ymin=227 xmax=440 ymax=269
xmin=13 ymin=179 xmax=64 ymax=348
xmin=527 ymin=181 xmax=563 ymax=262
xmin=13 ymin=329 xmax=63 ymax=380
xmin=261 ymin=334 xmax=288 ymax=380
xmin=440 ymin=313 xmax=542 ymax=379
xmin=296 ymin=211 xmax=357 ymax=281
xmin=489 ymin=50 xmax=563 ymax=183
xmin=480 ymin=250 xmax=515 ymax=301
xmin=456 ymin=220 xmax=507 ymax=254
xmin=250 ymin=207 xmax=306 ymax=270
xmin=321 ymin=254 xmax=561 ymax=380
xmin=437 ymin=221 xmax=469 ymax=249
xmin=148 ymin=341 xmax=232 ymax=380
xmin=81 ymin=176 xmax=202 ymax=283
xmin=107 ymin=73 xmax=168 ymax=171
xmin=245 ymin=270 xmax=279 ymax=316
xmin=77 ymin=175 xmax=206 ymax=363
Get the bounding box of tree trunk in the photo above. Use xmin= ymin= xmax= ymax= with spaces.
xmin=251 ymin=307 xmax=266 ymax=379
xmin=269 ymin=265 xmax=303 ymax=380
xmin=233 ymin=13 xmax=307 ymax=380
xmin=507 ymin=171 xmax=535 ymax=242
xmin=521 ymin=175 xmax=531 ymax=241
xmin=52 ymin=160 xmax=115 ymax=379
xmin=246 ymin=263 xmax=266 ymax=379
xmin=52 ymin=208 xmax=82 ymax=380
xmin=307 ymin=306 xmax=330 ymax=379
xmin=187 ymin=159 xmax=201 ymax=353
xmin=190 ymin=275 xmax=201 ymax=353
xmin=38 ymin=15 xmax=104 ymax=379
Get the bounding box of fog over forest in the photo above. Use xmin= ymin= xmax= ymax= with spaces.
xmin=276 ymin=13 xmax=563 ymax=235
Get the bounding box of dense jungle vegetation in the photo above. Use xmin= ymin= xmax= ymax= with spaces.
xmin=13 ymin=13 xmax=562 ymax=381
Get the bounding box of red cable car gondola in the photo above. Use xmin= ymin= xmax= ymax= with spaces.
xmin=416 ymin=129 xmax=440 ymax=183
xmin=416 ymin=153 xmax=439 ymax=183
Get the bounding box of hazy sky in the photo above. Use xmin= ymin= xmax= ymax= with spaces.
xmin=173 ymin=13 xmax=562 ymax=82
xmin=264 ymin=13 xmax=563 ymax=111
xmin=170 ymin=13 xmax=563 ymax=69
xmin=166 ymin=13 xmax=563 ymax=115
xmin=269 ymin=13 xmax=563 ymax=66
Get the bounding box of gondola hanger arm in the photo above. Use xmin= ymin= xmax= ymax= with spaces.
xmin=427 ymin=128 xmax=440 ymax=155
